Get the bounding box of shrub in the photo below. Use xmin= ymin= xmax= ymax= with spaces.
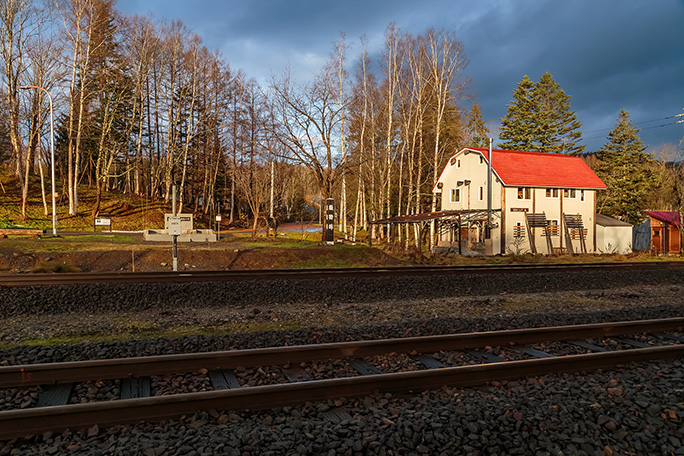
xmin=0 ymin=217 xmax=13 ymax=229
xmin=33 ymin=261 xmax=80 ymax=273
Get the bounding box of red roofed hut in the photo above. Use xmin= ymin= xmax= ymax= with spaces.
xmin=645 ymin=211 xmax=683 ymax=254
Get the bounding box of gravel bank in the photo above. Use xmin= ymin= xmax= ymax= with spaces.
xmin=1 ymin=266 xmax=683 ymax=317
xmin=1 ymin=269 xmax=683 ymax=455
xmin=2 ymin=361 xmax=683 ymax=455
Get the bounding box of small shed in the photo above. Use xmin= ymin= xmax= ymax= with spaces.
xmin=645 ymin=211 xmax=682 ymax=254
xmin=596 ymin=214 xmax=632 ymax=254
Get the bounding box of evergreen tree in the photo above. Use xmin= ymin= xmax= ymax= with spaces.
xmin=465 ymin=102 xmax=490 ymax=148
xmin=498 ymin=75 xmax=536 ymax=151
xmin=499 ymin=73 xmax=584 ymax=154
xmin=534 ymin=73 xmax=584 ymax=155
xmin=594 ymin=109 xmax=654 ymax=224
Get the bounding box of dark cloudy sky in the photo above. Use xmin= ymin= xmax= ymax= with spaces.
xmin=118 ymin=0 xmax=684 ymax=153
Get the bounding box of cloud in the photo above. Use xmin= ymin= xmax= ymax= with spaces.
xmin=117 ymin=0 xmax=684 ymax=151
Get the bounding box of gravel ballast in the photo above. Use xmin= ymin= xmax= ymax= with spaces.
xmin=1 ymin=266 xmax=683 ymax=317
xmin=2 ymin=361 xmax=683 ymax=456
xmin=0 ymin=267 xmax=683 ymax=455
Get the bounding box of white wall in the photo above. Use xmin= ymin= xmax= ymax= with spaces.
xmin=501 ymin=187 xmax=597 ymax=254
xmin=435 ymin=148 xmax=599 ymax=255
xmin=437 ymin=150 xmax=502 ymax=211
xmin=596 ymin=225 xmax=633 ymax=254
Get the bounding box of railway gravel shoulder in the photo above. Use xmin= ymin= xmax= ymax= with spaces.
xmin=1 ymin=266 xmax=683 ymax=455
xmin=1 ymin=265 xmax=683 ymax=317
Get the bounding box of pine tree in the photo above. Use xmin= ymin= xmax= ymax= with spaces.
xmin=534 ymin=72 xmax=584 ymax=155
xmin=498 ymin=75 xmax=535 ymax=151
xmin=499 ymin=73 xmax=584 ymax=154
xmin=465 ymin=102 xmax=490 ymax=148
xmin=595 ymin=109 xmax=654 ymax=224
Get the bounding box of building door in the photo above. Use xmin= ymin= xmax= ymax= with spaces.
xmin=664 ymin=225 xmax=670 ymax=254
xmin=652 ymin=229 xmax=661 ymax=254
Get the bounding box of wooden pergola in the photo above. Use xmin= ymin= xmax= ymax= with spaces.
xmin=370 ymin=209 xmax=501 ymax=253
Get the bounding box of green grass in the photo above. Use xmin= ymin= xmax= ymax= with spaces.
xmin=32 ymin=261 xmax=80 ymax=273
xmin=0 ymin=320 xmax=305 ymax=350
xmin=0 ymin=237 xmax=150 ymax=253
xmin=57 ymin=234 xmax=137 ymax=243
xmin=239 ymin=238 xmax=322 ymax=248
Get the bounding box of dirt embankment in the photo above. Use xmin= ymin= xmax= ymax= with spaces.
xmin=0 ymin=243 xmax=409 ymax=273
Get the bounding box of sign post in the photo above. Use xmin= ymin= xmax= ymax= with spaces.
xmin=94 ymin=216 xmax=112 ymax=232
xmin=325 ymin=198 xmax=335 ymax=245
xmin=170 ymin=185 xmax=179 ymax=272
xmin=168 ymin=216 xmax=181 ymax=271
xmin=215 ymin=214 xmax=221 ymax=240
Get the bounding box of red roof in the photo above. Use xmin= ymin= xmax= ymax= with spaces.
xmin=645 ymin=211 xmax=682 ymax=228
xmin=464 ymin=148 xmax=607 ymax=189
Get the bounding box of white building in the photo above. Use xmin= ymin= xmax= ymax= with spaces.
xmin=432 ymin=147 xmax=607 ymax=255
xmin=596 ymin=214 xmax=633 ymax=254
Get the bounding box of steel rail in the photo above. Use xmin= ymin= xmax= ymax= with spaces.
xmin=1 ymin=344 xmax=682 ymax=441
xmin=0 ymin=261 xmax=682 ymax=287
xmin=2 ymin=317 xmax=684 ymax=388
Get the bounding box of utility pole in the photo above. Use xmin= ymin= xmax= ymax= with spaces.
xmin=487 ymin=137 xmax=493 ymax=239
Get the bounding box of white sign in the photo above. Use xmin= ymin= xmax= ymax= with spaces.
xmin=215 ymin=215 xmax=221 ymax=222
xmin=168 ymin=216 xmax=182 ymax=236
xmin=94 ymin=218 xmax=111 ymax=226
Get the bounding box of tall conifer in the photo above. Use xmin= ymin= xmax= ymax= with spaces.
xmin=498 ymin=75 xmax=535 ymax=151
xmin=595 ymin=109 xmax=653 ymax=224
xmin=499 ymin=73 xmax=584 ymax=154
xmin=465 ymin=102 xmax=490 ymax=148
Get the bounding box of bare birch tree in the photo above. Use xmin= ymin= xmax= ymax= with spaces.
xmin=424 ymin=28 xmax=467 ymax=246
xmin=0 ymin=0 xmax=46 ymax=217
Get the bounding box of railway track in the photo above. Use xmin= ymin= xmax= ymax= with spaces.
xmin=1 ymin=317 xmax=683 ymax=441
xmin=0 ymin=261 xmax=683 ymax=286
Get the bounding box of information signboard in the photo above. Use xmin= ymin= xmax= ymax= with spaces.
xmin=168 ymin=216 xmax=182 ymax=236
xmin=325 ymin=198 xmax=334 ymax=245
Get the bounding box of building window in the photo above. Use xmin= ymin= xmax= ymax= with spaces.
xmin=563 ymin=189 xmax=577 ymax=198
xmin=580 ymin=190 xmax=585 ymax=201
xmin=517 ymin=187 xmax=531 ymax=200
xmin=451 ymin=188 xmax=460 ymax=203
xmin=480 ymin=156 xmax=485 ymax=165
xmin=545 ymin=188 xmax=559 ymax=198
xmin=479 ymin=186 xmax=484 ymax=201
xmin=457 ymin=159 xmax=461 ymax=168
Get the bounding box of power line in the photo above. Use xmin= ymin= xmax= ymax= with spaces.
xmin=582 ymin=111 xmax=683 ymax=142
xmin=583 ymin=121 xmax=680 ymax=142
xmin=583 ymin=112 xmax=683 ymax=135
